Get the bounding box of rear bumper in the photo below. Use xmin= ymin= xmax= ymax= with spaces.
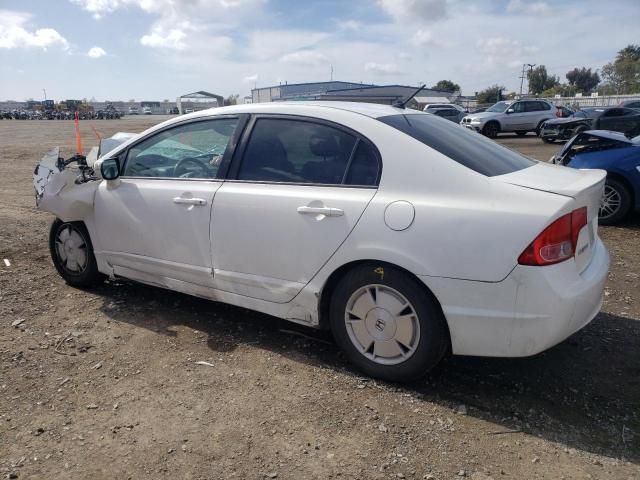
xmin=421 ymin=238 xmax=609 ymax=357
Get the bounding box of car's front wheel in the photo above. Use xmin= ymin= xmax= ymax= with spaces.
xmin=482 ymin=122 xmax=500 ymax=138
xmin=49 ymin=219 xmax=104 ymax=287
xmin=599 ymin=178 xmax=632 ymax=226
xmin=330 ymin=264 xmax=449 ymax=382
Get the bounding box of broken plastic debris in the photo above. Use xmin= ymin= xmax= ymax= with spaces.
xmin=3 ymin=259 xmax=10 ymax=267
xmin=195 ymin=361 xmax=215 ymax=367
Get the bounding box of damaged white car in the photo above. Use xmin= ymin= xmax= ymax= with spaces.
xmin=34 ymin=102 xmax=609 ymax=382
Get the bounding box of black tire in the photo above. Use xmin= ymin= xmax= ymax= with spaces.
xmin=49 ymin=219 xmax=104 ymax=288
xmin=573 ymin=125 xmax=588 ymax=136
xmin=599 ymin=178 xmax=632 ymax=226
xmin=482 ymin=122 xmax=500 ymax=139
xmin=535 ymin=120 xmax=547 ymax=136
xmin=329 ymin=263 xmax=449 ymax=382
xmin=515 ymin=130 xmax=527 ymax=136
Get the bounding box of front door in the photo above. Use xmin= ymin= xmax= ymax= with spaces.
xmin=502 ymin=101 xmax=527 ymax=131
xmin=94 ymin=117 xmax=240 ymax=287
xmin=211 ymin=116 xmax=381 ymax=303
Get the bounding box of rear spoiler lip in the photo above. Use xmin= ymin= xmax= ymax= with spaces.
xmin=495 ymin=162 xmax=607 ymax=199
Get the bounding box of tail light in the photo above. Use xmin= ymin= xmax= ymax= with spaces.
xmin=518 ymin=207 xmax=587 ymax=266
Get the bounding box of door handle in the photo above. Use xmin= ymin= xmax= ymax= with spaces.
xmin=297 ymin=206 xmax=344 ymax=217
xmin=173 ymin=197 xmax=207 ymax=206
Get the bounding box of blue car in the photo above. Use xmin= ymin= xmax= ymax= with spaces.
xmin=552 ymin=130 xmax=640 ymax=225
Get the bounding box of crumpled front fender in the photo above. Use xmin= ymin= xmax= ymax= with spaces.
xmin=33 ymin=147 xmax=99 ymax=222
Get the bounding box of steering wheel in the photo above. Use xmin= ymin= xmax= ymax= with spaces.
xmin=173 ymin=157 xmax=212 ymax=178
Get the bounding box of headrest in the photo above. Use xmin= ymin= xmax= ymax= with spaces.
xmin=309 ymin=133 xmax=339 ymax=157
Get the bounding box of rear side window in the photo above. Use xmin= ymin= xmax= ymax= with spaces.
xmin=378 ymin=114 xmax=535 ymax=177
xmin=237 ymin=118 xmax=380 ymax=186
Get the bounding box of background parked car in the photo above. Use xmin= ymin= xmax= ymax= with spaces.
xmin=128 ymin=107 xmax=139 ymax=115
xmin=540 ymin=107 xmax=640 ymax=143
xmin=618 ymin=99 xmax=640 ymax=109
xmin=552 ymin=130 xmax=640 ymax=224
xmin=555 ymin=105 xmax=575 ymax=118
xmin=427 ymin=106 xmax=466 ymax=123
xmin=460 ymin=99 xmax=556 ymax=138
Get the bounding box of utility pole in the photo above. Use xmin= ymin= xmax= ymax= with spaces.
xmin=519 ymin=64 xmax=536 ymax=97
xmin=43 ymin=88 xmax=47 ymax=101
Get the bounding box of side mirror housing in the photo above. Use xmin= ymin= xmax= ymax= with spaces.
xmin=100 ymin=157 xmax=121 ymax=180
xmin=506 ymin=108 xmax=515 ymax=114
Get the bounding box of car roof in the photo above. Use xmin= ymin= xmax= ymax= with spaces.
xmin=177 ymin=101 xmax=415 ymax=121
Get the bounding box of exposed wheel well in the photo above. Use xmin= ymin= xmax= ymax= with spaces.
xmin=318 ymin=260 xmax=451 ymax=348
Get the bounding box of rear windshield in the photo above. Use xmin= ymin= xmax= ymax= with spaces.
xmin=378 ymin=114 xmax=535 ymax=176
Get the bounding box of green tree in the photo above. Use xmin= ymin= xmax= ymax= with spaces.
xmin=431 ymin=80 xmax=461 ymax=93
xmin=527 ymin=65 xmax=559 ymax=94
xmin=224 ymin=94 xmax=240 ymax=106
xmin=600 ymin=44 xmax=640 ymax=94
xmin=476 ymin=85 xmax=505 ymax=105
xmin=565 ymin=67 xmax=600 ymax=93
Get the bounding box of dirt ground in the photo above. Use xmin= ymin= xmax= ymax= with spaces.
xmin=1 ymin=117 xmax=638 ymax=480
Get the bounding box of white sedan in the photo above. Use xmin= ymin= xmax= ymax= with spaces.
xmin=34 ymin=102 xmax=609 ymax=382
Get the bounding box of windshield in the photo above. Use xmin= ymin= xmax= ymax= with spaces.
xmin=571 ymin=111 xmax=587 ymax=119
xmin=486 ymin=101 xmax=510 ymax=113
xmin=378 ymin=113 xmax=535 ymax=177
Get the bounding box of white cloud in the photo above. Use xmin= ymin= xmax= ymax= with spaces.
xmin=140 ymin=28 xmax=187 ymax=50
xmin=242 ymin=74 xmax=258 ymax=83
xmin=87 ymin=46 xmax=106 ymax=58
xmin=378 ymin=0 xmax=447 ymax=23
xmin=0 ymin=10 xmax=69 ymax=50
xmin=506 ymin=0 xmax=551 ymax=16
xmin=364 ymin=61 xmax=400 ymax=75
xmin=477 ymin=36 xmax=537 ymax=60
xmin=279 ymin=50 xmax=328 ymax=67
xmin=412 ymin=29 xmax=439 ymax=47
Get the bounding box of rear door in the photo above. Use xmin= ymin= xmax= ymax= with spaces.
xmin=211 ymin=115 xmax=381 ymax=303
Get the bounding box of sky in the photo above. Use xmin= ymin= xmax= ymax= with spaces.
xmin=0 ymin=0 xmax=638 ymax=101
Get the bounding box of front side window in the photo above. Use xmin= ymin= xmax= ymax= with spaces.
xmin=378 ymin=113 xmax=535 ymax=177
xmin=123 ymin=118 xmax=238 ymax=179
xmin=237 ymin=118 xmax=378 ymax=185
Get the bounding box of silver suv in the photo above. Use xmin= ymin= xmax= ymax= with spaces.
xmin=461 ymin=100 xmax=556 ymax=138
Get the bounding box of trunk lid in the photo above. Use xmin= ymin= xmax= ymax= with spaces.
xmin=495 ymin=162 xmax=606 ymax=272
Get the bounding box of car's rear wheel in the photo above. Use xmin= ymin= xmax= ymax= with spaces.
xmin=515 ymin=130 xmax=527 ymax=136
xmin=599 ymin=178 xmax=632 ymax=225
xmin=482 ymin=122 xmax=500 ymax=139
xmin=535 ymin=120 xmax=547 ymax=136
xmin=541 ymin=137 xmax=555 ymax=143
xmin=330 ymin=263 xmax=449 ymax=382
xmin=49 ymin=219 xmax=104 ymax=287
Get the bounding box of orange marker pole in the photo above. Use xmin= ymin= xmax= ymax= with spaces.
xmin=90 ymin=124 xmax=103 ymax=141
xmin=74 ymin=111 xmax=83 ymax=155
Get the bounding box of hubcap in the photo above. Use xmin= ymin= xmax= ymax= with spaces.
xmin=600 ymin=185 xmax=621 ymax=219
xmin=55 ymin=225 xmax=88 ymax=274
xmin=344 ymin=285 xmax=420 ymax=365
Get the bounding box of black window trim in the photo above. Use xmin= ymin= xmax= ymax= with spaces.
xmin=117 ymin=114 xmax=250 ymax=182
xmin=225 ymin=113 xmax=382 ymax=188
